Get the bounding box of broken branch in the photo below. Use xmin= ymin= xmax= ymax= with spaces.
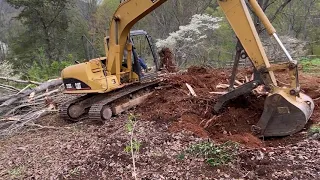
xmin=0 ymin=84 xmax=20 ymax=92
xmin=186 ymin=83 xmax=197 ymax=97
xmin=209 ymin=92 xmax=228 ymax=95
xmin=0 ymin=79 xmax=62 ymax=107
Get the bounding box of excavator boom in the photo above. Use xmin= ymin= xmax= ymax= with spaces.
xmin=60 ymin=0 xmax=314 ymax=137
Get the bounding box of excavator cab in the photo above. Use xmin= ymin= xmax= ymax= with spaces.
xmin=61 ymin=30 xmax=159 ymax=94
xmin=129 ymin=30 xmax=159 ymax=82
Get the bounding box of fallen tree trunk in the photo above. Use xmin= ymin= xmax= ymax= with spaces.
xmin=0 ymin=84 xmax=20 ymax=92
xmin=0 ymin=96 xmax=13 ymax=103
xmin=0 ymin=79 xmax=62 ymax=107
xmin=0 ymin=77 xmax=41 ymax=85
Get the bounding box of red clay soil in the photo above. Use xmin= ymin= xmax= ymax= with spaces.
xmin=137 ymin=66 xmax=320 ymax=148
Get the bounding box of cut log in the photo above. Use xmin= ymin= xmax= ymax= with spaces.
xmin=0 ymin=108 xmax=55 ymax=136
xmin=4 ymin=103 xmax=43 ymax=116
xmin=112 ymin=93 xmax=153 ymax=115
xmin=30 ymin=89 xmax=60 ymax=101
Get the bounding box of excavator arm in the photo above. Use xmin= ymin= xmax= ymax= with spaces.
xmin=106 ymin=0 xmax=167 ymax=81
xmin=215 ymin=0 xmax=314 ymax=137
xmin=59 ymin=0 xmax=313 ymax=137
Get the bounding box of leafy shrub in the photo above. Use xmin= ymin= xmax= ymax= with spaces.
xmin=0 ymin=61 xmax=17 ymax=77
xmin=186 ymin=141 xmax=238 ymax=167
xmin=300 ymin=57 xmax=320 ymax=74
xmin=27 ymin=60 xmax=72 ymax=81
xmin=309 ymin=124 xmax=320 ymax=135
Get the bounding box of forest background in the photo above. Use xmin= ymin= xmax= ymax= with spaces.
xmin=0 ymin=0 xmax=319 ymax=81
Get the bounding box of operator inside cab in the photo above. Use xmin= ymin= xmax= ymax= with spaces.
xmin=138 ymin=55 xmax=148 ymax=72
xmin=122 ymin=48 xmax=148 ymax=74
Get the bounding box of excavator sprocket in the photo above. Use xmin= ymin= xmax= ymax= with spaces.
xmin=253 ymin=91 xmax=314 ymax=137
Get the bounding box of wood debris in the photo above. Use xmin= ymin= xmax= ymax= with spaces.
xmin=186 ymin=83 xmax=197 ymax=97
xmin=0 ymin=77 xmax=66 ymax=137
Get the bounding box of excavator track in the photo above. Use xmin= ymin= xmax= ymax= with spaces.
xmin=59 ymin=95 xmax=91 ymax=122
xmin=60 ymin=81 xmax=159 ymax=122
xmin=88 ymin=102 xmax=107 ymax=122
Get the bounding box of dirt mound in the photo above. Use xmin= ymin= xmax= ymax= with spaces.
xmin=138 ymin=67 xmax=320 ymax=147
xmin=187 ymin=66 xmax=208 ymax=74
xmin=158 ymin=47 xmax=177 ymax=73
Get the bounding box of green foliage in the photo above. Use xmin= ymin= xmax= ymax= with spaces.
xmin=124 ymin=140 xmax=141 ymax=153
xmin=176 ymin=153 xmax=185 ymax=160
xmin=125 ymin=113 xmax=138 ymax=132
xmin=124 ymin=113 xmax=142 ymax=154
xmin=7 ymin=166 xmax=24 ymax=178
xmin=311 ymin=45 xmax=320 ymax=56
xmin=203 ymin=5 xmax=236 ymax=67
xmin=89 ymin=0 xmax=119 ymax=54
xmin=186 ymin=141 xmax=238 ymax=167
xmin=68 ymin=167 xmax=80 ymax=176
xmin=6 ymin=0 xmax=70 ymax=60
xmin=309 ymin=124 xmax=320 ymax=135
xmin=3 ymin=0 xmax=320 ymax=77
xmin=27 ymin=59 xmax=72 ymax=81
xmin=300 ymin=57 xmax=320 ymax=74
xmin=5 ymin=0 xmax=87 ymax=76
xmin=124 ymin=113 xmax=141 ymax=178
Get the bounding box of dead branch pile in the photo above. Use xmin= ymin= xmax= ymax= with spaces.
xmin=0 ymin=78 xmax=71 ymax=137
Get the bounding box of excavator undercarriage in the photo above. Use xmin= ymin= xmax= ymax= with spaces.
xmin=59 ymin=81 xmax=159 ymax=122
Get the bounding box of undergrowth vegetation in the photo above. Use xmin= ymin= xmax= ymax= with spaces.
xmin=309 ymin=124 xmax=320 ymax=135
xmin=300 ymin=57 xmax=320 ymax=74
xmin=183 ymin=141 xmax=239 ymax=167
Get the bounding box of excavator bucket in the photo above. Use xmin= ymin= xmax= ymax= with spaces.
xmin=254 ymin=90 xmax=314 ymax=137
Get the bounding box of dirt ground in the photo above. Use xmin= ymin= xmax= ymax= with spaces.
xmin=138 ymin=67 xmax=320 ymax=147
xmin=0 ymin=67 xmax=319 ymax=179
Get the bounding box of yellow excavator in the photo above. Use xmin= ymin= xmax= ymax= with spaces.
xmin=59 ymin=0 xmax=314 ymax=137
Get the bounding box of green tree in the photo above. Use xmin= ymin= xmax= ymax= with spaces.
xmin=6 ymin=0 xmax=71 ymax=68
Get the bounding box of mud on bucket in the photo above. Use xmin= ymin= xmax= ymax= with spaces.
xmin=253 ymin=91 xmax=314 ymax=137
